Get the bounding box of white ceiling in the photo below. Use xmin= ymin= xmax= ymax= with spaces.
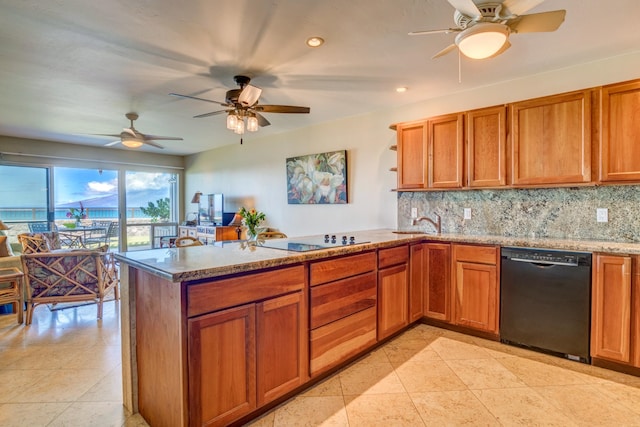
xmin=0 ymin=0 xmax=638 ymax=156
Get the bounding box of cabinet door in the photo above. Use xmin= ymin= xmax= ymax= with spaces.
xmin=409 ymin=244 xmax=425 ymax=322
xmin=600 ymin=80 xmax=640 ymax=182
xmin=424 ymin=243 xmax=451 ymax=322
xmin=188 ymin=304 xmax=256 ymax=427
xmin=256 ymin=291 xmax=308 ymax=406
xmin=591 ymin=254 xmax=632 ymax=363
xmin=429 ymin=113 xmax=464 ymax=188
xmin=378 ymin=263 xmax=409 ymax=340
xmin=466 ymin=106 xmax=507 ymax=187
xmin=511 ymin=90 xmax=591 ymax=185
xmin=453 ymin=261 xmax=498 ymax=333
xmin=396 ymin=121 xmax=427 ymax=189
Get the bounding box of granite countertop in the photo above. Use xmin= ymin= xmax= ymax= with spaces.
xmin=114 ymin=229 xmax=640 ymax=283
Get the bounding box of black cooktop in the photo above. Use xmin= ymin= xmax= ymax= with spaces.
xmin=260 ymin=235 xmax=369 ymax=252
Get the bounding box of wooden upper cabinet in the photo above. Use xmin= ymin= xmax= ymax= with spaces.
xmin=510 ymin=90 xmax=592 ymax=185
xmin=466 ymin=106 xmax=507 ymax=188
xmin=396 ymin=120 xmax=427 ymax=189
xmin=600 ymin=80 xmax=640 ymax=182
xmin=429 ymin=113 xmax=464 ymax=188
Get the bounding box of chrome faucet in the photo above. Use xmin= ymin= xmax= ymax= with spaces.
xmin=412 ymin=213 xmax=441 ymax=234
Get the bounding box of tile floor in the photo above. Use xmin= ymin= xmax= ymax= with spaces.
xmin=2 ymin=302 xmax=640 ymax=426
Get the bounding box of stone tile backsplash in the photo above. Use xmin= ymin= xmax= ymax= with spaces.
xmin=398 ymin=186 xmax=640 ymax=242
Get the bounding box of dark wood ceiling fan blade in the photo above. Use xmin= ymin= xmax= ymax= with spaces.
xmin=169 ymin=93 xmax=230 ymax=107
xmin=255 ymin=113 xmax=270 ymax=127
xmin=92 ymin=133 xmax=123 ymax=138
xmin=509 ymin=10 xmax=566 ymax=33
xmin=257 ymin=105 xmax=310 ymax=114
xmin=193 ymin=110 xmax=229 ymax=119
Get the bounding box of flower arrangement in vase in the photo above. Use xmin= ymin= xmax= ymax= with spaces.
xmin=239 ymin=207 xmax=265 ymax=240
xmin=66 ymin=202 xmax=87 ymax=226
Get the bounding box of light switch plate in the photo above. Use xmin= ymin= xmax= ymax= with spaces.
xmin=464 ymin=208 xmax=472 ymax=220
xmin=596 ymin=208 xmax=608 ymax=223
xmin=411 ymin=208 xmax=418 ymax=218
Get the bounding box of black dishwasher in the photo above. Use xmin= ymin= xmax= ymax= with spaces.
xmin=500 ymin=247 xmax=592 ymax=363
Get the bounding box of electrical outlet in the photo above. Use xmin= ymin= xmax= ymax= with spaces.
xmin=596 ymin=208 xmax=608 ymax=223
xmin=411 ymin=208 xmax=418 ymax=218
xmin=464 ymin=208 xmax=472 ymax=220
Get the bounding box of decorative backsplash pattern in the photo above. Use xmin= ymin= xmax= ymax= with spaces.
xmin=398 ymin=186 xmax=640 ymax=242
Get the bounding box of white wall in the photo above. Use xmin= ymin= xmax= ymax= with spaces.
xmin=185 ymin=51 xmax=640 ymax=238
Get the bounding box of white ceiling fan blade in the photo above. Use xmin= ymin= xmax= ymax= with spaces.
xmin=238 ymin=84 xmax=262 ymax=107
xmin=143 ymin=135 xmax=183 ymax=141
xmin=141 ymin=140 xmax=164 ymax=149
xmin=409 ymin=28 xmax=461 ymax=36
xmin=104 ymin=140 xmax=121 ymax=147
xmin=510 ymin=10 xmax=566 ymax=33
xmin=502 ymin=0 xmax=545 ymax=16
xmin=432 ymin=43 xmax=458 ymax=59
xmin=448 ymin=0 xmax=481 ymax=19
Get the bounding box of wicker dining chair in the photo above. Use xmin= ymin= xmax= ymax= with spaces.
xmin=21 ymin=247 xmax=119 ymax=325
xmin=175 ymin=236 xmax=204 ymax=247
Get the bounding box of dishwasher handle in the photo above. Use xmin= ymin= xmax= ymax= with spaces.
xmin=508 ymin=257 xmax=579 ymax=267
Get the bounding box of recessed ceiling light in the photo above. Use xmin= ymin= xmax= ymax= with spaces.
xmin=306 ymin=37 xmax=325 ymax=48
xmin=396 ymin=87 xmax=408 ymax=93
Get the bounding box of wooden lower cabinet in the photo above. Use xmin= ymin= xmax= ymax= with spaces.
xmin=378 ymin=246 xmax=409 ymax=340
xmin=188 ymin=291 xmax=307 ymax=426
xmin=451 ymin=244 xmax=499 ymax=334
xmin=422 ymin=243 xmax=451 ymax=322
xmin=409 ymin=244 xmax=425 ymax=322
xmin=591 ymin=253 xmax=640 ymax=367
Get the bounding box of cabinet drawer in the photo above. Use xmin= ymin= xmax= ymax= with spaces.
xmin=453 ymin=244 xmax=497 ymax=265
xmin=310 ymin=306 xmax=377 ymax=376
xmin=187 ymin=265 xmax=305 ymax=317
xmin=310 ymin=251 xmax=376 ymax=286
xmin=310 ymin=272 xmax=377 ymax=329
xmin=378 ymin=245 xmax=409 ymax=269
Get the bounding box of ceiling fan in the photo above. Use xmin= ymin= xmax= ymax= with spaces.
xmin=409 ymin=0 xmax=566 ymax=59
xmin=96 ymin=113 xmax=183 ymax=149
xmin=169 ymin=75 xmax=310 ymax=136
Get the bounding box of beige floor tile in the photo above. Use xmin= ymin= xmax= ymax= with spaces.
xmin=383 ymin=338 xmax=442 ymax=364
xmin=472 ymin=387 xmax=578 ymax=426
xmin=301 ymin=374 xmax=343 ymax=397
xmin=48 ymin=401 xmax=129 ymax=427
xmin=497 ymin=355 xmax=592 ymax=386
xmin=429 ymin=337 xmax=493 ymax=360
xmin=599 ymin=381 xmax=640 ymax=415
xmin=78 ymin=364 xmax=123 ymax=402
xmin=352 ymin=347 xmax=389 ymax=364
xmin=389 ymin=324 xmax=445 ymax=343
xmin=0 ymin=402 xmax=70 ymax=427
xmin=10 ymin=368 xmax=105 ymax=402
xmin=410 ymin=390 xmax=501 ymax=426
xmin=394 ymin=360 xmax=467 ymax=393
xmin=0 ymin=369 xmax=53 ymax=403
xmin=344 ymin=393 xmax=425 ymax=427
xmin=68 ymin=344 xmax=122 ymax=373
xmin=272 ymin=395 xmax=349 ymax=427
xmin=339 ymin=361 xmax=406 ymax=395
xmin=123 ymin=413 xmax=151 ymax=426
xmin=534 ymin=384 xmax=640 ymax=426
xmin=6 ymin=344 xmax=78 ymax=370
xmin=445 ymin=358 xmax=527 ymax=389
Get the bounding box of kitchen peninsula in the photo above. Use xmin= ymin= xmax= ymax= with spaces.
xmin=115 ymin=230 xmax=640 ymax=427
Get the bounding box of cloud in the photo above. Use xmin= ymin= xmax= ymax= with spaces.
xmin=126 ymin=172 xmax=174 ymax=190
xmin=87 ymin=180 xmax=116 ymax=193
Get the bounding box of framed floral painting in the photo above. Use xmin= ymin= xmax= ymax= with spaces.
xmin=286 ymin=150 xmax=348 ymax=204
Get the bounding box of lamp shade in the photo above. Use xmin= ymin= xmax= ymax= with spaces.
xmin=191 ymin=191 xmax=203 ymax=204
xmin=122 ymin=138 xmax=144 ymax=148
xmin=456 ymin=23 xmax=509 ymax=59
xmin=228 ymin=213 xmax=244 ymax=227
xmin=0 ymin=220 xmax=9 ymax=230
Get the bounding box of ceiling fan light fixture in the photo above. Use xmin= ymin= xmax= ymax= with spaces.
xmin=247 ymin=115 xmax=259 ymax=132
xmin=122 ymin=138 xmax=143 ymax=148
xmin=234 ymin=119 xmax=245 ymax=135
xmin=226 ymin=112 xmax=238 ymax=130
xmin=455 ymin=23 xmax=509 ymax=59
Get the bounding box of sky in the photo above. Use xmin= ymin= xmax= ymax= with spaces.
xmin=0 ymin=165 xmax=176 ymax=208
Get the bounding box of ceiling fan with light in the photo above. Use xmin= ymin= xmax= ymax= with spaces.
xmin=409 ymin=0 xmax=566 ymax=59
xmin=95 ymin=113 xmax=183 ymax=149
xmin=170 ymin=75 xmax=310 ymax=142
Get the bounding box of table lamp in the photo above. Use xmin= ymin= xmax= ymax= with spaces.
xmin=191 ymin=191 xmax=203 ymax=225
